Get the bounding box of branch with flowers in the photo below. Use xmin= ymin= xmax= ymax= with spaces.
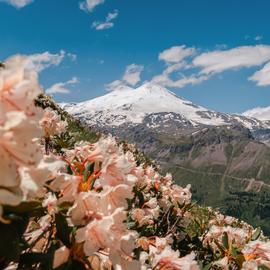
xmin=1 ymin=55 xmax=270 ymax=270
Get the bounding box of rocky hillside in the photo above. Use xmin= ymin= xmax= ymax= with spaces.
xmin=61 ymin=83 xmax=270 ymax=234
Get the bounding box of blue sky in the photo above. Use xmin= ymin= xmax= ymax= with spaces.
xmin=1 ymin=0 xmax=270 ymax=113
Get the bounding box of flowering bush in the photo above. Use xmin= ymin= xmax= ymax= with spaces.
xmin=1 ymin=55 xmax=270 ymax=270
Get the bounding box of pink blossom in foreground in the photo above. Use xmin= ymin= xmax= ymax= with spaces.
xmin=0 ymin=56 xmax=44 ymax=219
xmin=76 ymin=208 xmax=129 ymax=256
xmin=0 ymin=55 xmax=42 ymax=122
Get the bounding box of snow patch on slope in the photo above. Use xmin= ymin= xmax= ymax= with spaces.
xmin=243 ymin=106 xmax=270 ymax=121
xmin=62 ymin=82 xmax=270 ymax=130
xmin=63 ymin=83 xmax=228 ymax=127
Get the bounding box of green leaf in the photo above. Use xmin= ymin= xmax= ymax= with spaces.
xmin=137 ymin=191 xmax=145 ymax=207
xmin=55 ymin=213 xmax=72 ymax=248
xmin=231 ymin=246 xmax=238 ymax=258
xmin=259 ymin=265 xmax=270 ymax=270
xmin=126 ymin=221 xmax=136 ymax=229
xmin=66 ymin=165 xmax=73 ymax=175
xmin=58 ymin=201 xmax=73 ymax=212
xmin=203 ymin=263 xmax=212 ymax=270
xmin=83 ymin=162 xmax=95 ymax=182
xmin=222 ymin=232 xmax=229 ymax=249
xmin=251 ymin=227 xmax=261 ymax=241
xmin=214 ymin=239 xmax=225 ymax=253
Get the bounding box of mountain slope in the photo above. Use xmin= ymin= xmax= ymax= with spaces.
xmin=62 ymin=83 xmax=270 ymax=234
xmin=103 ymin=122 xmax=270 ymax=234
xmin=62 ymin=83 xmax=270 ymax=130
xmin=243 ymin=106 xmax=270 ymax=121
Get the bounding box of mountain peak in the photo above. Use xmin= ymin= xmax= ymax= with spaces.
xmin=62 ymin=83 xmax=269 ymax=129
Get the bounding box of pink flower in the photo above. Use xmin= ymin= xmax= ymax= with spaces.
xmin=42 ymin=192 xmax=58 ymax=215
xmin=20 ymin=155 xmax=66 ymax=199
xmin=40 ymin=109 xmax=67 ymax=137
xmin=147 ymin=243 xmax=180 ymax=267
xmin=64 ymin=141 xmax=95 ymax=162
xmin=243 ymin=240 xmax=270 ymax=261
xmin=0 ymin=188 xmax=22 ymax=223
xmin=99 ymin=153 xmax=136 ymax=187
xmin=53 ymin=246 xmax=70 ymax=269
xmin=109 ymin=250 xmax=141 ymax=270
xmin=68 ymin=191 xmax=105 ymax=226
xmin=50 ymin=173 xmax=81 ymax=202
xmin=131 ymin=208 xmax=150 ymax=226
xmin=158 ymin=252 xmax=200 ymax=270
xmin=75 ymin=208 xmax=138 ymax=268
xmin=0 ymin=56 xmax=44 ymax=216
xmin=241 ymin=261 xmax=258 ymax=270
xmin=1 ymin=111 xmax=42 ymax=168
xmin=169 ymin=184 xmax=192 ymax=206
xmin=137 ymin=237 xmax=151 ymax=251
xmin=212 ymin=257 xmax=229 ymax=270
xmin=76 ymin=212 xmax=115 ymax=256
xmin=203 ymin=225 xmax=252 ymax=251
xmin=131 ymin=198 xmax=160 ymax=226
xmin=0 ymin=55 xmax=42 ymax=122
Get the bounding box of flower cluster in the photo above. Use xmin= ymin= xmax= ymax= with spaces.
xmin=1 ymin=55 xmax=270 ymax=270
xmin=0 ymin=55 xmax=44 ymax=222
xmin=40 ymin=108 xmax=67 ymax=138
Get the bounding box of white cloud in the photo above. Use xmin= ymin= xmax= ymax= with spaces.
xmin=123 ymin=64 xmax=144 ymax=86
xmin=92 ymin=22 xmax=113 ymax=30
xmin=0 ymin=0 xmax=33 ymax=8
xmin=92 ymin=10 xmax=118 ymax=31
xmin=107 ymin=10 xmax=118 ymax=21
xmin=105 ymin=80 xmax=134 ymax=92
xmin=159 ymin=45 xmax=196 ymax=64
xmin=243 ymin=106 xmax=270 ymax=121
xmin=46 ymin=77 xmax=79 ymax=95
xmin=152 ymin=44 xmax=270 ymax=89
xmin=79 ymin=0 xmax=105 ymax=12
xmin=151 ymin=72 xmax=209 ymax=88
xmin=24 ymin=51 xmax=76 ymax=73
xmin=249 ymin=61 xmax=270 ymax=86
xmin=106 ymin=63 xmax=143 ymax=91
xmin=151 ymin=55 xmax=199 ymax=89
xmin=163 ymin=62 xmax=188 ymax=75
xmin=26 ymin=50 xmax=66 ymax=72
xmin=67 ymin=53 xmax=77 ymax=62
xmin=193 ymin=45 xmax=270 ymax=74
xmin=108 ymin=44 xmax=270 ymax=91
xmin=255 ymin=35 xmax=263 ymax=41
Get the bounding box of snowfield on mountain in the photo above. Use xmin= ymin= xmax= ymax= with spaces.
xmin=62 ymin=83 xmax=270 ymax=130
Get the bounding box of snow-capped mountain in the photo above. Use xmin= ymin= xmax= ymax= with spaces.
xmin=62 ymin=83 xmax=270 ymax=131
xmin=243 ymin=106 xmax=270 ymax=121
xmin=60 ymin=83 xmax=270 ymax=215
